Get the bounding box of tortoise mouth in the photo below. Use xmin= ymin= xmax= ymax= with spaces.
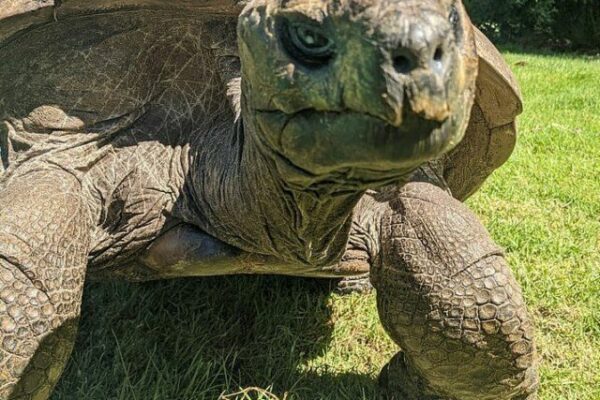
xmin=254 ymin=108 xmax=459 ymax=184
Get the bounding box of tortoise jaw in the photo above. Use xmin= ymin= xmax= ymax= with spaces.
xmin=253 ymin=108 xmax=460 ymax=189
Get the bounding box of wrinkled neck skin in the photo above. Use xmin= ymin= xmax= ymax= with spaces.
xmin=184 ymin=89 xmax=405 ymax=267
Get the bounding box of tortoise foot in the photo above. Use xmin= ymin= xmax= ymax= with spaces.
xmin=378 ymin=353 xmax=538 ymax=400
xmin=378 ymin=352 xmax=446 ymax=400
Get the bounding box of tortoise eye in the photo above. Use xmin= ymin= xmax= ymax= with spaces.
xmin=281 ymin=21 xmax=334 ymax=67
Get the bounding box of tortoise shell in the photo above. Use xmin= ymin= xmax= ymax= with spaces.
xmin=444 ymin=27 xmax=523 ymax=200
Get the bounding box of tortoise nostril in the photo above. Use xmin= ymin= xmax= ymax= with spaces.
xmin=433 ymin=47 xmax=444 ymax=62
xmin=393 ymin=45 xmax=446 ymax=75
xmin=431 ymin=45 xmax=447 ymax=75
xmin=393 ymin=54 xmax=414 ymax=74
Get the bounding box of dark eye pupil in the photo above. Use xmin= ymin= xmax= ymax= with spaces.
xmin=280 ymin=21 xmax=334 ymax=67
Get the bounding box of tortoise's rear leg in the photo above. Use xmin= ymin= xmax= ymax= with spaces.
xmin=372 ymin=181 xmax=539 ymax=399
xmin=0 ymin=169 xmax=90 ymax=400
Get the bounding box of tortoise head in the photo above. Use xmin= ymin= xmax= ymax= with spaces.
xmin=237 ymin=0 xmax=478 ymax=190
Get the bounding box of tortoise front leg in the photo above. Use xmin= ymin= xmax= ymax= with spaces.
xmin=372 ymin=181 xmax=539 ymax=399
xmin=0 ymin=169 xmax=90 ymax=400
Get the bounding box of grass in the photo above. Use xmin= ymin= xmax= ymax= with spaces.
xmin=52 ymin=52 xmax=599 ymax=400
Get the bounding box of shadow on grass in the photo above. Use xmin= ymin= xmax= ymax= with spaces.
xmin=53 ymin=276 xmax=382 ymax=400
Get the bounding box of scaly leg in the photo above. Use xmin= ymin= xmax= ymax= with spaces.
xmin=372 ymin=181 xmax=539 ymax=399
xmin=0 ymin=169 xmax=90 ymax=400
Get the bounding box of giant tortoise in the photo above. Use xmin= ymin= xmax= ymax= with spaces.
xmin=0 ymin=0 xmax=538 ymax=399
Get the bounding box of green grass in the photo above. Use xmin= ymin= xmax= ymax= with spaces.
xmin=52 ymin=52 xmax=600 ymax=400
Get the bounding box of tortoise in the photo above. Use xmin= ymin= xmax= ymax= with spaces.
xmin=0 ymin=0 xmax=538 ymax=399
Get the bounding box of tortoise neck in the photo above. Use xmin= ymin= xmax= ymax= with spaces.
xmin=186 ymin=116 xmax=363 ymax=267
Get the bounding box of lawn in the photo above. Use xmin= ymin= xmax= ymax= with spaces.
xmin=52 ymin=51 xmax=600 ymax=400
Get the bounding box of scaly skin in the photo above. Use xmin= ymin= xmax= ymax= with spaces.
xmin=372 ymin=180 xmax=539 ymax=399
xmin=0 ymin=168 xmax=89 ymax=399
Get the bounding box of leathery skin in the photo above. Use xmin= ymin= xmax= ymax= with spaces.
xmin=0 ymin=169 xmax=90 ymax=399
xmin=372 ymin=181 xmax=539 ymax=399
